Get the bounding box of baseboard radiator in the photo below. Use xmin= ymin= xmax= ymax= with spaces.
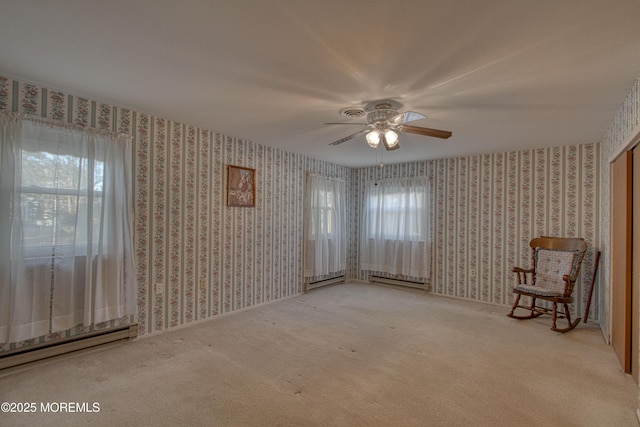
xmin=0 ymin=324 xmax=138 ymax=372
xmin=306 ymin=275 xmax=345 ymax=291
xmin=369 ymin=275 xmax=427 ymax=290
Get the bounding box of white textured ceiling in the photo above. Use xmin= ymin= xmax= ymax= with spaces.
xmin=1 ymin=0 xmax=639 ymax=167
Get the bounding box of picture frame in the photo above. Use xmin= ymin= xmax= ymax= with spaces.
xmin=227 ymin=165 xmax=256 ymax=207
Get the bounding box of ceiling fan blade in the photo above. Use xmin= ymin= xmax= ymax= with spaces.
xmin=389 ymin=111 xmax=425 ymax=125
xmin=399 ymin=124 xmax=452 ymax=139
xmin=329 ymin=129 xmax=368 ymax=146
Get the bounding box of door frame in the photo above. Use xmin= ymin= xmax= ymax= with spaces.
xmin=610 ymin=150 xmax=632 ymax=373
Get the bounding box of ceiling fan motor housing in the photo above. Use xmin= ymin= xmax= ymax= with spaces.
xmin=367 ymin=108 xmax=399 ymax=127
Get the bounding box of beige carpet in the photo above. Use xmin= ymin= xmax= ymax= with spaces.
xmin=0 ymin=282 xmax=637 ymax=427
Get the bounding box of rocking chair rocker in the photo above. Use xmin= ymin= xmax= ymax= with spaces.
xmin=507 ymin=236 xmax=587 ymax=332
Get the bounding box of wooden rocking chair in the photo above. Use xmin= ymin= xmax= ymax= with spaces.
xmin=507 ymin=236 xmax=587 ymax=332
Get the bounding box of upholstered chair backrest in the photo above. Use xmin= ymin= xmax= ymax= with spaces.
xmin=533 ymin=248 xmax=581 ymax=293
xmin=529 ymin=236 xmax=587 ymax=296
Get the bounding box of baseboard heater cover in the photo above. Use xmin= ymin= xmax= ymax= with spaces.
xmin=306 ymin=275 xmax=345 ymax=291
xmin=0 ymin=324 xmax=138 ymax=371
xmin=369 ymin=275 xmax=427 ymax=290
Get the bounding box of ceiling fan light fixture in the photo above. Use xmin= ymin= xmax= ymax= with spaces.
xmin=384 ymin=129 xmax=399 ymax=147
xmin=366 ymin=130 xmax=380 ymax=148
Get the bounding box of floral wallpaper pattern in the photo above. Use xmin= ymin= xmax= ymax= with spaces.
xmin=0 ymin=74 xmax=604 ymax=355
xmin=351 ymin=144 xmax=600 ymax=321
xmin=0 ymin=76 xmax=351 ymax=353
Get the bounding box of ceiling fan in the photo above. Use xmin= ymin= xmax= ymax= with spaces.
xmin=326 ymin=100 xmax=452 ymax=151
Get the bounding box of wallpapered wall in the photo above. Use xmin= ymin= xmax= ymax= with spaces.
xmin=600 ymin=75 xmax=640 ymax=341
xmin=0 ymin=76 xmax=350 ymax=352
xmin=0 ymin=74 xmax=603 ymax=353
xmin=351 ymin=144 xmax=601 ymax=321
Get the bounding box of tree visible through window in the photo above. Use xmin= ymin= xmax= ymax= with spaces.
xmin=0 ymin=114 xmax=136 ymax=345
xmin=20 ymin=149 xmax=104 ymax=253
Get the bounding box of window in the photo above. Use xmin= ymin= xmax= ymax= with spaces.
xmin=310 ymin=188 xmax=335 ymax=237
xmin=366 ymin=189 xmax=426 ymax=241
xmin=304 ymin=174 xmax=346 ymax=278
xmin=20 ymin=148 xmax=104 ymax=256
xmin=360 ymin=177 xmax=431 ymax=278
xmin=0 ymin=114 xmax=136 ymax=345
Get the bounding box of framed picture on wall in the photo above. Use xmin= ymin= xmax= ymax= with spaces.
xmin=227 ymin=165 xmax=256 ymax=207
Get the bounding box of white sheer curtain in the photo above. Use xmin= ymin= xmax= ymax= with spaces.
xmin=360 ymin=177 xmax=431 ymax=278
xmin=0 ymin=113 xmax=136 ymax=344
xmin=304 ymin=174 xmax=347 ymax=278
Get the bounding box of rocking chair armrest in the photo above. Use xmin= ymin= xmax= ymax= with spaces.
xmin=512 ymin=266 xmax=534 ymax=285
